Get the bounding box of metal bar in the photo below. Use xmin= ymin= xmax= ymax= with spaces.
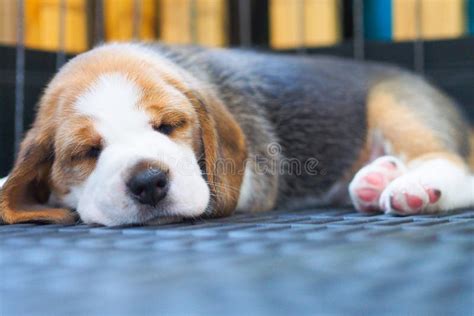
xmin=190 ymin=0 xmax=198 ymax=44
xmin=132 ymin=0 xmax=142 ymax=40
xmin=14 ymin=0 xmax=25 ymax=156
xmin=297 ymin=0 xmax=306 ymax=54
xmin=56 ymin=0 xmax=66 ymax=69
xmin=414 ymin=0 xmax=424 ymax=73
xmin=353 ymin=0 xmax=364 ymax=60
xmin=238 ymin=0 xmax=252 ymax=46
xmin=94 ymin=0 xmax=105 ymax=45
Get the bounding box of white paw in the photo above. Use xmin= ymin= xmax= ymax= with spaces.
xmin=379 ymin=174 xmax=442 ymax=215
xmin=349 ymin=156 xmax=406 ymax=213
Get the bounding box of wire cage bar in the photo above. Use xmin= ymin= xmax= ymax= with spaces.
xmin=352 ymin=0 xmax=364 ymax=60
xmin=14 ymin=0 xmax=25 ymax=157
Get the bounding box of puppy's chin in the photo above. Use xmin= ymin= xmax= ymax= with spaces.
xmin=78 ymin=206 xmax=189 ymax=226
xmin=73 ymin=192 xmax=208 ymax=226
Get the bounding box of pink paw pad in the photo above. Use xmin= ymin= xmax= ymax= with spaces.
xmin=353 ymin=172 xmax=388 ymax=213
xmin=349 ymin=156 xmax=406 ymax=214
xmin=389 ymin=195 xmax=418 ymax=215
xmin=390 ymin=196 xmax=405 ymax=213
xmin=388 ymin=187 xmax=442 ymax=215
xmin=363 ymin=173 xmax=384 ymax=186
xmin=405 ymin=193 xmax=424 ymax=209
xmin=427 ymin=188 xmax=442 ymax=203
xmin=356 ymin=188 xmax=379 ymax=202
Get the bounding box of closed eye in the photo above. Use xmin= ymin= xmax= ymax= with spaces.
xmin=153 ymin=123 xmax=175 ymax=135
xmin=152 ymin=118 xmax=186 ymax=136
xmin=71 ymin=145 xmax=102 ymax=161
xmin=85 ymin=146 xmax=102 ymax=159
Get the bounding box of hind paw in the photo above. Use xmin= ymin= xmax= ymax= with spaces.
xmin=379 ymin=175 xmax=442 ymax=215
xmin=349 ymin=156 xmax=406 ymax=213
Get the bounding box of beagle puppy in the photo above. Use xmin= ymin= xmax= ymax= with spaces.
xmin=1 ymin=43 xmax=473 ymax=226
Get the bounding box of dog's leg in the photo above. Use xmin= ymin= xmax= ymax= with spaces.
xmin=349 ymin=74 xmax=473 ymax=215
xmin=379 ymin=154 xmax=474 ymax=215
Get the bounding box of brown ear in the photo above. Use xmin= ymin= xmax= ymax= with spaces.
xmin=0 ymin=126 xmax=77 ymax=225
xmin=187 ymin=90 xmax=247 ymax=217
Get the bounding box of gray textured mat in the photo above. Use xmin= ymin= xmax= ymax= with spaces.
xmin=1 ymin=208 xmax=473 ymax=315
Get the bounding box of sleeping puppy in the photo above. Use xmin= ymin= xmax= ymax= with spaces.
xmin=1 ymin=43 xmax=473 ymax=226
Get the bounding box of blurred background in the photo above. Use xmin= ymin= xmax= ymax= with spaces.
xmin=0 ymin=0 xmax=474 ymax=177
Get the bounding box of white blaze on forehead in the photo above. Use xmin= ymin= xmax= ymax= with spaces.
xmin=75 ymin=73 xmax=149 ymax=143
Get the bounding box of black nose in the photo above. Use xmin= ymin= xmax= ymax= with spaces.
xmin=126 ymin=168 xmax=169 ymax=206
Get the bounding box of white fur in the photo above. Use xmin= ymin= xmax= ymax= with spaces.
xmin=236 ymin=163 xmax=254 ymax=211
xmin=0 ymin=176 xmax=8 ymax=189
xmin=380 ymin=158 xmax=474 ymax=214
xmin=50 ymin=73 xmax=210 ymax=226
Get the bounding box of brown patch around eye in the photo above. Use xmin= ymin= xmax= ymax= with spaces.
xmin=56 ymin=116 xmax=103 ymax=163
xmin=66 ymin=142 xmax=102 ymax=164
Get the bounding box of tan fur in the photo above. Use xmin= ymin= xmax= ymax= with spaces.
xmin=0 ymin=117 xmax=77 ymax=224
xmin=348 ymin=87 xmax=445 ymax=180
xmin=367 ymin=89 xmax=446 ymax=160
xmin=347 ymin=77 xmax=472 ymax=185
xmin=363 ymin=83 xmax=471 ymax=172
xmin=0 ymin=45 xmax=247 ymax=224
xmin=186 ymin=89 xmax=247 ymax=217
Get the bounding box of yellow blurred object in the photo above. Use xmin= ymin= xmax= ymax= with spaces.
xmin=270 ymin=0 xmax=302 ymax=49
xmin=0 ymin=0 xmax=17 ymax=45
xmin=159 ymin=0 xmax=193 ymax=44
xmin=305 ymin=0 xmax=341 ymax=47
xmin=104 ymin=0 xmax=157 ymax=41
xmin=159 ymin=0 xmax=227 ymax=47
xmin=393 ymin=0 xmax=465 ymax=41
xmin=25 ymin=0 xmax=88 ymax=53
xmin=270 ymin=0 xmax=341 ymax=49
xmin=195 ymin=0 xmax=227 ymax=47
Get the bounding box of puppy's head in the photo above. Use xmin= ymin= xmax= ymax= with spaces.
xmin=0 ymin=44 xmax=247 ymax=226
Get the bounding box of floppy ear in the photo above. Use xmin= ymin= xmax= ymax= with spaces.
xmin=0 ymin=111 xmax=77 ymax=225
xmin=187 ymin=90 xmax=247 ymax=217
